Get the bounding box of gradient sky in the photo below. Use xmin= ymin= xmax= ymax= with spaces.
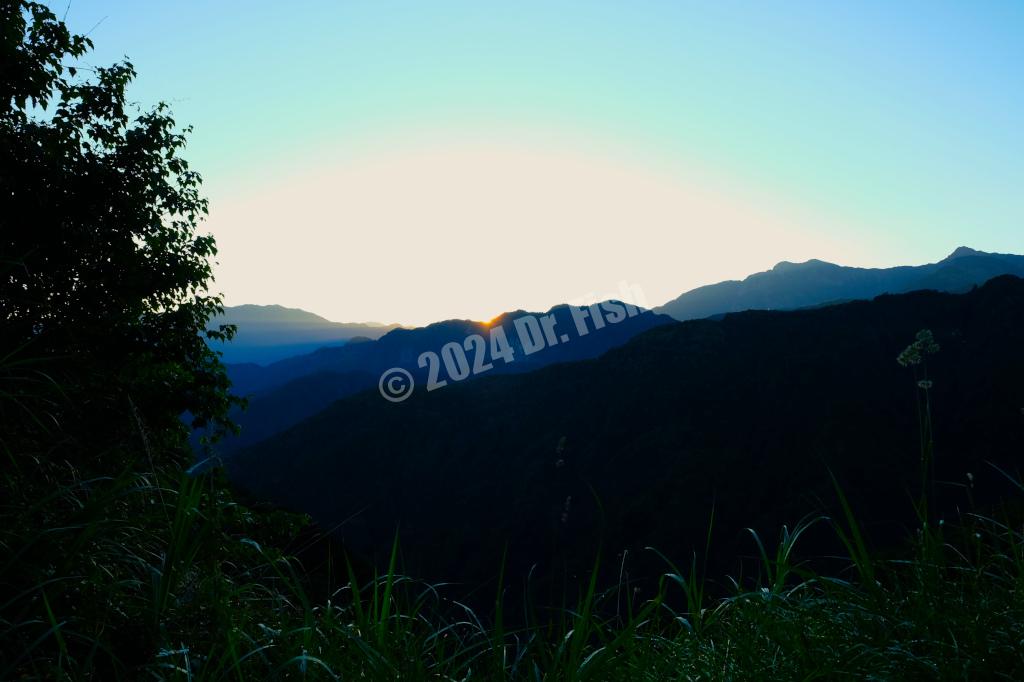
xmin=64 ymin=1 xmax=1023 ymax=325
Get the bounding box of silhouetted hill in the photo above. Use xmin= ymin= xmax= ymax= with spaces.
xmin=208 ymin=304 xmax=400 ymax=364
xmin=212 ymin=303 xmax=673 ymax=455
xmin=229 ymin=277 xmax=1024 ymax=590
xmin=655 ymin=246 xmax=1024 ymax=321
xmin=226 ymin=302 xmax=671 ymax=397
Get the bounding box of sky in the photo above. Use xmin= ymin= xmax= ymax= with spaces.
xmin=63 ymin=1 xmax=1024 ymax=325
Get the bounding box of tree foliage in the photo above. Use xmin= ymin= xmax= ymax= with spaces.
xmin=1 ymin=1 xmax=237 ymax=454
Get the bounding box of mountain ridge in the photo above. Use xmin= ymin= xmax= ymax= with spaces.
xmin=654 ymin=247 xmax=1024 ymax=321
xmin=208 ymin=304 xmax=402 ymax=364
xmin=206 ymin=301 xmax=674 ymax=455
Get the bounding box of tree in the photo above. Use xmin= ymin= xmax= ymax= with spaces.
xmin=0 ymin=1 xmax=238 ymax=456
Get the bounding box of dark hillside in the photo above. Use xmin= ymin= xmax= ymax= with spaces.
xmin=231 ymin=277 xmax=1024 ymax=588
xmin=209 ymin=304 xmax=673 ymax=456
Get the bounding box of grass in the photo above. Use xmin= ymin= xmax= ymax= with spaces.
xmin=3 ymin=438 xmax=1024 ymax=680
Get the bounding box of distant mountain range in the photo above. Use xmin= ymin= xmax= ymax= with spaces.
xmin=206 ymin=303 xmax=673 ymax=455
xmin=206 ymin=247 xmax=1024 ymax=459
xmin=227 ymin=276 xmax=1024 ymax=589
xmin=655 ymin=247 xmax=1024 ymax=320
xmin=208 ymin=304 xmax=400 ymax=364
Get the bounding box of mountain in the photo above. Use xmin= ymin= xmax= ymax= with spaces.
xmin=211 ymin=302 xmax=674 ymax=455
xmin=228 ymin=276 xmax=1024 ymax=590
xmin=224 ymin=302 xmax=672 ymax=397
xmin=655 ymin=246 xmax=1024 ymax=321
xmin=208 ymin=304 xmax=400 ymax=364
